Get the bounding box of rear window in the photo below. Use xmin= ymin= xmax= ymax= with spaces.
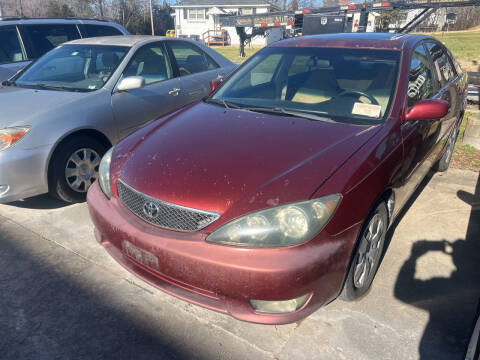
xmin=22 ymin=24 xmax=80 ymax=58
xmin=0 ymin=26 xmax=26 ymax=63
xmin=81 ymin=24 xmax=123 ymax=38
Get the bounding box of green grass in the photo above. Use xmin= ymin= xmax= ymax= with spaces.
xmin=418 ymin=30 xmax=480 ymax=72
xmin=214 ymin=45 xmax=263 ymax=62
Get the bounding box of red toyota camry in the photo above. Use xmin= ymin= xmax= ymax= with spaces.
xmin=87 ymin=33 xmax=467 ymax=324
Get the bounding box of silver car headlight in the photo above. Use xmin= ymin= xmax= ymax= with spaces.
xmin=206 ymin=194 xmax=341 ymax=248
xmin=0 ymin=126 xmax=31 ymax=151
xmin=98 ymin=147 xmax=114 ymax=199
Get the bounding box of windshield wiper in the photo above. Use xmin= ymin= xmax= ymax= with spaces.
xmin=204 ymin=98 xmax=241 ymax=109
xmin=1 ymin=79 xmax=15 ymax=86
xmin=34 ymin=83 xmax=72 ymax=92
xmin=242 ymin=106 xmax=335 ymax=123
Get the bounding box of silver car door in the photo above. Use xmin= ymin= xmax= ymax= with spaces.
xmin=167 ymin=40 xmax=223 ymax=103
xmin=111 ymin=41 xmax=184 ymax=140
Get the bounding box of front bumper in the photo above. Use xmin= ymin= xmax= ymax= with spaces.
xmin=0 ymin=145 xmax=50 ymax=203
xmin=87 ymin=181 xmax=359 ymax=324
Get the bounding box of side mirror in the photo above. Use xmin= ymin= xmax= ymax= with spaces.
xmin=405 ymin=99 xmax=449 ymax=122
xmin=209 ymin=77 xmax=223 ymax=95
xmin=117 ymin=76 xmax=145 ymax=92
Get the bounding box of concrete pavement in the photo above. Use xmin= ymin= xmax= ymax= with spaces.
xmin=0 ymin=168 xmax=479 ymax=360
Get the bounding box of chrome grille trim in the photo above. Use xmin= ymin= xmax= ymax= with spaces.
xmin=117 ymin=179 xmax=220 ymax=231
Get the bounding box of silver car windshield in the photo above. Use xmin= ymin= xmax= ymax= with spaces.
xmin=212 ymin=47 xmax=400 ymax=125
xmin=14 ymin=44 xmax=129 ymax=92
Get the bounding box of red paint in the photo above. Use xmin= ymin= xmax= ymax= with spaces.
xmin=209 ymin=78 xmax=222 ymax=95
xmin=405 ymin=99 xmax=449 ymax=122
xmin=87 ymin=33 xmax=467 ymax=324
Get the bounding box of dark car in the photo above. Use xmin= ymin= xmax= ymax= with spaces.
xmin=87 ymin=33 xmax=467 ymax=324
xmin=0 ymin=18 xmax=128 ymax=81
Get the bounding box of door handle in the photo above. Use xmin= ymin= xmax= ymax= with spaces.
xmin=169 ymin=88 xmax=181 ymax=96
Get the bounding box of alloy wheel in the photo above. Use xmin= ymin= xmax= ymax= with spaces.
xmin=65 ymin=148 xmax=100 ymax=193
xmin=353 ymin=214 xmax=384 ymax=289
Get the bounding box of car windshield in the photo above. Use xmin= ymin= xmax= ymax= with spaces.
xmin=211 ymin=47 xmax=401 ymax=124
xmin=14 ymin=44 xmax=129 ymax=92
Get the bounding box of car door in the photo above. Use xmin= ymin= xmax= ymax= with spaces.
xmin=166 ymin=40 xmax=223 ymax=103
xmin=396 ymin=41 xmax=440 ymax=208
xmin=425 ymin=41 xmax=459 ymax=140
xmin=111 ymin=41 xmax=184 ymax=140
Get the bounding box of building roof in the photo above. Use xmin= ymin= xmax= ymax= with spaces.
xmin=173 ymin=0 xmax=275 ymax=7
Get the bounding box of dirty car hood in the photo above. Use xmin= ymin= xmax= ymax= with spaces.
xmin=115 ymin=101 xmax=379 ymax=216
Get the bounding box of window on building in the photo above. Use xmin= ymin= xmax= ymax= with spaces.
xmin=242 ymin=8 xmax=254 ymax=15
xmin=188 ymin=8 xmax=206 ymax=20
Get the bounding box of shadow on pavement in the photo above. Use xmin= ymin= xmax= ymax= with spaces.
xmin=5 ymin=194 xmax=70 ymax=210
xmin=394 ymin=172 xmax=480 ymax=359
xmin=0 ymin=225 xmax=186 ymax=359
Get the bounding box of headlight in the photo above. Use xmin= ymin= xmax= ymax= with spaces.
xmin=206 ymin=194 xmax=341 ymax=248
xmin=98 ymin=147 xmax=114 ymax=199
xmin=0 ymin=127 xmax=31 ymax=151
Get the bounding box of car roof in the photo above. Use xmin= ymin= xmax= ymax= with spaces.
xmin=0 ymin=17 xmax=121 ymax=26
xmin=271 ymin=33 xmax=431 ymax=51
xmin=65 ymin=35 xmax=167 ymax=47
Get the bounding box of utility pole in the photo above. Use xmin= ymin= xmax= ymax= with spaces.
xmin=150 ymin=0 xmax=155 ymax=35
xmin=0 ymin=0 xmax=3 ymax=18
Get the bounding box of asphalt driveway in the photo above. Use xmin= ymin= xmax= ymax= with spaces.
xmin=0 ymin=168 xmax=479 ymax=360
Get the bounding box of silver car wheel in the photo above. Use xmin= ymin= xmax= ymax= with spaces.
xmin=65 ymin=148 xmax=100 ymax=193
xmin=445 ymin=129 xmax=457 ymax=164
xmin=353 ymin=214 xmax=384 ymax=289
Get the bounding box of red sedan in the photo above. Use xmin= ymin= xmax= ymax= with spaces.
xmin=87 ymin=33 xmax=467 ymax=324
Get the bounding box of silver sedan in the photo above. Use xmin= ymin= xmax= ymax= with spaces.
xmin=0 ymin=35 xmax=235 ymax=203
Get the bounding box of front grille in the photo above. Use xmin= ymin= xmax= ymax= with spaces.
xmin=117 ymin=179 xmax=219 ymax=231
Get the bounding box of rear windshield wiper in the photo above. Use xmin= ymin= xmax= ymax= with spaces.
xmin=242 ymin=106 xmax=335 ymax=123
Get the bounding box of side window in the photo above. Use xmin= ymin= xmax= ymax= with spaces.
xmin=123 ymin=42 xmax=172 ymax=85
xmin=0 ymin=26 xmax=26 ymax=63
xmin=407 ymin=43 xmax=435 ymax=108
xmin=425 ymin=42 xmax=456 ymax=88
xmin=82 ymin=25 xmax=123 ymax=38
xmin=22 ymin=24 xmax=80 ymax=58
xmin=233 ymin=53 xmax=282 ymax=89
xmin=168 ymin=41 xmax=218 ymax=76
xmin=447 ymin=49 xmax=462 ymax=75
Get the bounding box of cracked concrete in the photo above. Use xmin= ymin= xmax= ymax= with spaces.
xmin=0 ymin=168 xmax=479 ymax=359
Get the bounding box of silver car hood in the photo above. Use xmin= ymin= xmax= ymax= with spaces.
xmin=0 ymin=86 xmax=92 ymax=128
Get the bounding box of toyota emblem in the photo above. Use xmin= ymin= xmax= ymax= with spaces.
xmin=143 ymin=201 xmax=160 ymax=219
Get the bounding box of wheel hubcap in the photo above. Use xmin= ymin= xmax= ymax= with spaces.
xmin=65 ymin=148 xmax=100 ymax=193
xmin=353 ymin=214 xmax=384 ymax=289
xmin=445 ymin=130 xmax=457 ymax=163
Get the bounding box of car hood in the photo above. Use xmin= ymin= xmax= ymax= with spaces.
xmin=115 ymin=101 xmax=380 ymax=220
xmin=0 ymin=86 xmax=91 ymax=128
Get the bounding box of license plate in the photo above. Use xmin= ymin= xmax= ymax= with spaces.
xmin=122 ymin=241 xmax=159 ymax=271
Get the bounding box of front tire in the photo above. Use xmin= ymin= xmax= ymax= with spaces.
xmin=436 ymin=127 xmax=458 ymax=172
xmin=339 ymin=202 xmax=388 ymax=301
xmin=49 ymin=136 xmax=107 ymax=203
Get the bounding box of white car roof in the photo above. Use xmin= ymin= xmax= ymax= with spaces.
xmin=66 ymin=35 xmax=169 ymax=47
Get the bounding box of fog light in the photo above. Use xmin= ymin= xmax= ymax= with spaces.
xmin=0 ymin=185 xmax=9 ymax=196
xmin=250 ymin=293 xmax=311 ymax=314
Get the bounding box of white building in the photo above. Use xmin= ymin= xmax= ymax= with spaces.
xmin=172 ymin=0 xmax=282 ymax=45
